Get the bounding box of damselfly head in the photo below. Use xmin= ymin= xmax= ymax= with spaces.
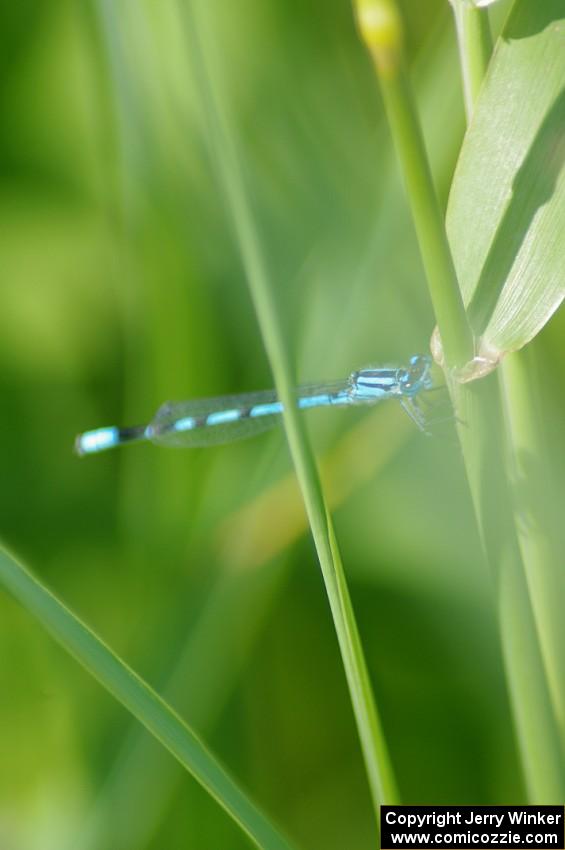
xmin=398 ymin=354 xmax=433 ymax=396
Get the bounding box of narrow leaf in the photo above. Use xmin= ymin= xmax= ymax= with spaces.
xmin=447 ymin=0 xmax=565 ymax=354
xmin=0 ymin=546 xmax=295 ymax=850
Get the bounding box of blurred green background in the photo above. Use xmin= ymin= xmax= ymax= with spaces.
xmin=1 ymin=1 xmax=563 ymax=848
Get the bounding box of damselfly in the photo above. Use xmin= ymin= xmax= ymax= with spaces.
xmin=75 ymin=354 xmax=433 ymax=456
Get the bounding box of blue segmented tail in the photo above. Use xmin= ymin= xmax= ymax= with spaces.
xmin=75 ymin=425 xmax=147 ymax=456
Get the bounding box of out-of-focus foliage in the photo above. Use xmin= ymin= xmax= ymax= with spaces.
xmin=0 ymin=1 xmax=562 ymax=848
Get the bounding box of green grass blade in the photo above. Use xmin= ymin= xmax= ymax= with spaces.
xmin=447 ymin=0 xmax=565 ymax=355
xmin=177 ymin=0 xmax=399 ymax=820
xmin=0 ymin=546 xmax=296 ymax=850
xmin=454 ymin=0 xmax=565 ymax=757
xmin=446 ymin=3 xmax=564 ymax=800
xmin=354 ymin=0 xmax=565 ymax=799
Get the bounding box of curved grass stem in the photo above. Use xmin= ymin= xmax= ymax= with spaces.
xmin=0 ymin=546 xmax=296 ymax=850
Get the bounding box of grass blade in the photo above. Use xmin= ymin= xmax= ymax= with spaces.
xmin=354 ymin=0 xmax=565 ymax=799
xmin=447 ymin=0 xmax=565 ymax=354
xmin=452 ymin=0 xmax=565 ymax=767
xmin=0 ymin=545 xmax=296 ymax=850
xmin=177 ymin=0 xmax=399 ymax=822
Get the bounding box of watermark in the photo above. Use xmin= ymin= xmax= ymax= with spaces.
xmin=381 ymin=806 xmax=564 ymax=849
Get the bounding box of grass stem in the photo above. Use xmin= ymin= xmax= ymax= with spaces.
xmin=452 ymin=378 xmax=565 ymax=799
xmin=0 ymin=546 xmax=296 ymax=850
xmin=179 ymin=0 xmax=399 ymax=822
xmin=354 ymin=0 xmax=565 ymax=799
xmin=450 ymin=1 xmax=493 ymax=121
xmin=449 ymin=0 xmax=565 ymax=796
xmin=353 ymin=0 xmax=474 ymax=369
xmin=500 ymin=350 xmax=565 ymax=745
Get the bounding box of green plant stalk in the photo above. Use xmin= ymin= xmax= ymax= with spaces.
xmin=353 ymin=0 xmax=474 ymax=370
xmin=500 ymin=350 xmax=565 ymax=742
xmin=354 ymin=0 xmax=565 ymax=798
xmin=383 ymin=72 xmax=472 ymax=367
xmin=179 ymin=0 xmax=398 ymax=821
xmin=450 ymin=1 xmax=493 ymax=121
xmin=452 ymin=0 xmax=565 ymax=755
xmin=0 ymin=546 xmax=295 ymax=850
xmin=452 ymin=379 xmax=565 ymax=799
xmin=450 ymin=2 xmax=565 ymax=795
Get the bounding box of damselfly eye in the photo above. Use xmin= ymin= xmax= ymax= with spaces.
xmin=399 ymin=354 xmax=433 ymax=395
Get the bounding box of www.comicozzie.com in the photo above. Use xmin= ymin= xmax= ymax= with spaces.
xmin=381 ymin=806 xmax=565 ymax=848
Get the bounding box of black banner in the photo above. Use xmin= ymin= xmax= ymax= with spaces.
xmin=381 ymin=806 xmax=564 ymax=849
